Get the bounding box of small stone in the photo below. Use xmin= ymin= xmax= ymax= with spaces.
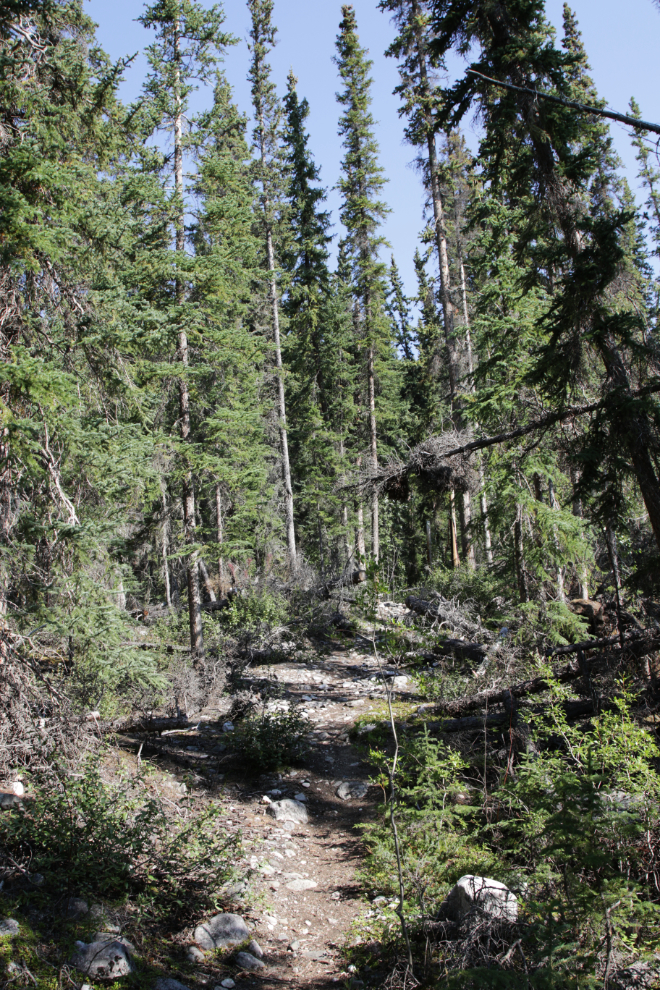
xmin=194 ymin=913 xmax=250 ymax=951
xmin=220 ymin=980 xmax=236 ymax=990
xmin=372 ymin=896 xmax=388 ymax=907
xmin=336 ymin=781 xmax=369 ymax=801
xmin=289 ymin=939 xmax=300 ymax=951
xmin=286 ymin=879 xmax=317 ymax=892
xmin=235 ymin=950 xmax=265 ymax=971
xmin=331 ymin=891 xmax=341 ymax=899
xmin=0 ymin=919 xmax=19 ymax=937
xmin=390 ymin=676 xmax=409 ymax=690
xmin=186 ymin=945 xmax=205 ymax=963
xmin=155 ymin=980 xmax=190 ymax=990
xmin=70 ymin=940 xmax=133 ymax=978
xmin=222 ymin=721 xmax=235 ymax=733
xmin=266 ymin=798 xmax=309 ymax=825
xmin=65 ymin=897 xmax=89 ymax=919
xmin=261 ymin=795 xmax=272 ymax=804
xmin=293 ymin=792 xmax=307 ymax=802
xmin=247 ymin=939 xmax=264 ymax=959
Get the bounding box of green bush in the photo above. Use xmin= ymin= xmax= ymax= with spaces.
xmin=359 ymin=697 xmax=660 ymax=987
xmin=223 ymin=589 xmax=289 ymax=631
xmin=233 ymin=708 xmax=310 ymax=771
xmin=0 ymin=757 xmax=240 ymax=921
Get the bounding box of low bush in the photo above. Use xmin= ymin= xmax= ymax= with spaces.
xmin=233 ymin=708 xmax=310 ymax=771
xmin=359 ymin=693 xmax=660 ymax=987
xmin=0 ymin=756 xmax=241 ymax=922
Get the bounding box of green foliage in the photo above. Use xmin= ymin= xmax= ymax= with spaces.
xmin=0 ymin=757 xmax=240 ymax=920
xmin=233 ymin=708 xmax=310 ymax=771
xmin=223 ymin=589 xmax=289 ymax=631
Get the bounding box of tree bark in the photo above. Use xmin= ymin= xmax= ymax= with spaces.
xmin=514 ymin=504 xmax=529 ymax=602
xmin=174 ymin=24 xmax=203 ymax=656
xmin=448 ymin=489 xmax=460 ymax=568
xmin=367 ymin=342 xmax=379 ymax=562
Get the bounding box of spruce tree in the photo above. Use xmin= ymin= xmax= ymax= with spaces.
xmin=139 ymin=0 xmax=232 ymax=654
xmin=247 ymin=0 xmax=297 ymax=571
xmin=335 ymin=4 xmax=392 ymax=563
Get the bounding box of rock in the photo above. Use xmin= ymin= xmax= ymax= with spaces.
xmin=569 ymin=598 xmax=605 ymax=631
xmin=266 ymin=798 xmax=308 ymax=825
xmin=390 ymin=676 xmax=409 ymax=690
xmin=70 ymin=939 xmax=133 ymax=978
xmin=235 ymin=951 xmax=265 ymax=971
xmin=194 ymin=913 xmax=249 ymax=951
xmin=220 ymin=981 xmax=236 ymax=989
xmin=0 ymin=919 xmax=19 ymax=936
xmin=0 ymin=792 xmax=23 ymax=810
xmin=186 ymin=945 xmax=205 ymax=963
xmin=286 ymin=879 xmax=318 ymax=892
xmin=293 ymin=792 xmax=307 ymax=802
xmin=442 ymin=875 xmax=518 ymax=924
xmin=357 ymin=724 xmax=376 ymax=735
xmin=336 ymin=781 xmax=369 ymax=801
xmin=222 ymin=721 xmax=235 ymax=733
xmin=93 ymin=932 xmax=134 ymax=952
xmin=88 ymin=903 xmax=106 ymax=920
xmin=155 ymin=980 xmax=190 ymax=990
xmin=247 ymin=939 xmax=264 ymax=958
xmin=611 ymin=961 xmax=660 ymax=990
xmin=372 ymin=896 xmax=388 ymax=907
xmin=65 ymin=897 xmax=89 ymax=919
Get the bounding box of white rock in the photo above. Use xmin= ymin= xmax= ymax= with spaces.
xmin=194 ymin=913 xmax=249 ymax=951
xmin=266 ymin=798 xmax=308 ymax=825
xmin=222 ymin=721 xmax=235 ymax=733
xmin=0 ymin=918 xmax=19 ymax=936
xmin=235 ymin=950 xmax=265 ymax=971
xmin=443 ymin=875 xmax=518 ymax=923
xmin=286 ymin=879 xmax=317 ymax=892
xmin=70 ymin=940 xmax=133 ymax=978
xmin=391 ymin=676 xmax=409 ymax=690
xmin=186 ymin=945 xmax=205 ymax=963
xmin=336 ymin=780 xmax=369 ymax=801
xmin=261 ymin=795 xmax=272 ymax=804
xmin=220 ymin=981 xmax=236 ymax=989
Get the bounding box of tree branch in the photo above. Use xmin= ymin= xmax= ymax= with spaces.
xmin=467 ymin=69 xmax=660 ymax=136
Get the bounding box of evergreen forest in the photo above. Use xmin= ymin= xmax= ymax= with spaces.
xmin=2 ymin=1 xmax=660 ymax=988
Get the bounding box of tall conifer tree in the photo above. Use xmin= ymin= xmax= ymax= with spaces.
xmin=335 ymin=4 xmax=391 ymax=563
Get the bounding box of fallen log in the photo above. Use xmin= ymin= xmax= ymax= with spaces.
xmin=433 ymin=638 xmax=488 ymax=663
xmin=545 ymin=630 xmax=657 ymax=657
xmin=438 ymin=661 xmax=581 ymax=716
xmin=111 ymin=716 xmax=194 ymax=735
xmin=114 ymin=733 xmax=215 ymax=765
xmin=429 ymin=697 xmax=617 ymax=734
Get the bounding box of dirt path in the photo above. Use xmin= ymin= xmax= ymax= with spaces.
xmin=158 ymin=640 xmax=413 ymax=988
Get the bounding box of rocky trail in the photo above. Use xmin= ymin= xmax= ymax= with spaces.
xmin=126 ymin=630 xmax=417 ymax=990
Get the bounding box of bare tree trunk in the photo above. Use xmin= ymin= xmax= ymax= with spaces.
xmin=425 ymin=519 xmax=433 ymax=567
xmin=174 ymin=25 xmax=203 ymax=656
xmin=215 ymin=484 xmax=224 ymax=585
xmin=460 ymin=491 xmax=475 ymax=567
xmin=161 ymin=489 xmax=171 ymax=608
xmin=367 ymin=342 xmax=379 ymax=562
xmin=548 ymin=477 xmax=565 ymax=602
xmin=198 ymin=559 xmax=216 ymax=602
xmin=479 ymin=462 xmax=494 ymax=565
xmin=514 ymin=504 xmax=529 ymax=602
xmin=570 ymin=467 xmax=589 ymax=599
xmin=449 ymin=490 xmax=460 ymax=568
xmin=266 ymin=226 xmax=297 ymax=571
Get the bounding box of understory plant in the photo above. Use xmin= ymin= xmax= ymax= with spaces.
xmin=233 ymin=707 xmax=310 ymax=771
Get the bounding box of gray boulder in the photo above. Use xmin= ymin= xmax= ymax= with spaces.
xmin=70 ymin=939 xmax=133 ymax=979
xmin=442 ymin=875 xmax=518 ymax=923
xmin=194 ymin=913 xmax=249 ymax=951
xmin=266 ymin=798 xmax=308 ymax=824
xmin=0 ymin=919 xmax=19 ymax=937
xmin=186 ymin=945 xmax=205 ymax=963
xmin=235 ymin=951 xmax=265 ymax=971
xmin=336 ymin=781 xmax=369 ymax=801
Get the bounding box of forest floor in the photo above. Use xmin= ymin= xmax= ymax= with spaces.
xmin=118 ymin=634 xmax=414 ymax=989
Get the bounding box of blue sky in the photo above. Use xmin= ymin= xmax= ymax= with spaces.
xmin=87 ymin=0 xmax=660 ymax=295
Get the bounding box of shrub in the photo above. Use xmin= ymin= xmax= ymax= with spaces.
xmin=233 ymin=708 xmax=310 ymax=771
xmin=0 ymin=756 xmax=240 ymax=921
xmin=223 ymin=589 xmax=289 ymax=632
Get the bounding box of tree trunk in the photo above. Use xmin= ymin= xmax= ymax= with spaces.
xmin=460 ymin=491 xmax=475 ymax=567
xmin=570 ymin=467 xmax=589 ymax=599
xmin=266 ymin=226 xmax=297 ymax=571
xmin=161 ymin=490 xmax=172 ymax=609
xmin=514 ymin=504 xmax=529 ymax=602
xmin=174 ymin=25 xmax=203 ymax=656
xmin=367 ymin=342 xmax=379 ymax=562
xmin=425 ymin=519 xmax=433 ymax=567
xmin=449 ymin=490 xmax=460 ymax=568
xmin=198 ymin=559 xmax=216 ymax=603
xmin=548 ymin=477 xmax=565 ymax=602
xmin=215 ymin=484 xmax=224 ymax=585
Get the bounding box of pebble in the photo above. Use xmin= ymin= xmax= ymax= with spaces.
xmin=235 ymin=950 xmax=265 ymax=971
xmin=286 ymin=878 xmax=318 ymax=892
xmin=220 ymin=981 xmax=236 ymax=989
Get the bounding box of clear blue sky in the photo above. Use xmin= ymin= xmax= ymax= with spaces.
xmin=86 ymin=0 xmax=660 ymax=295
